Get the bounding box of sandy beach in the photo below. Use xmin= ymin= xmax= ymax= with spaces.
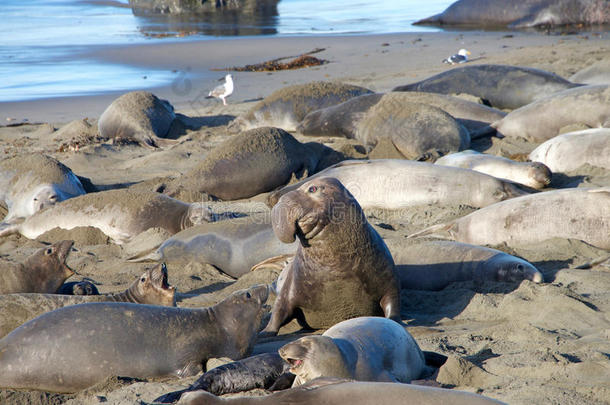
xmin=0 ymin=29 xmax=609 ymax=405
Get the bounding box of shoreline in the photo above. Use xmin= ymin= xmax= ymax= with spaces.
xmin=3 ymin=30 xmax=608 ymax=123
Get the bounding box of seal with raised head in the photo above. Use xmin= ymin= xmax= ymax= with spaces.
xmin=298 ymin=93 xmax=470 ymax=160
xmin=528 ymin=128 xmax=610 ymax=172
xmin=488 ymin=84 xmax=610 ymax=142
xmin=0 ymin=262 xmax=176 ymax=338
xmin=267 ymin=160 xmax=529 ymax=210
xmin=261 ymin=177 xmax=401 ymax=336
xmin=0 ymin=189 xmax=213 ymax=244
xmin=98 ymin=91 xmax=177 ymax=148
xmin=435 ymin=150 xmax=552 ymax=189
xmin=178 ymin=377 xmax=507 ymax=405
xmin=392 ymin=64 xmax=579 ymax=110
xmin=414 ymin=0 xmax=609 ymax=29
xmin=228 ymin=81 xmax=373 ymax=132
xmin=0 ymin=240 xmax=74 ymax=294
xmin=0 ymin=284 xmax=269 ymax=393
xmin=408 ymin=187 xmax=610 ymax=250
xmin=385 ymin=239 xmax=543 ymax=291
xmin=279 ymin=317 xmax=425 ymax=386
xmin=0 ymin=153 xmax=86 ymax=224
xmin=161 ymin=127 xmax=328 ymax=201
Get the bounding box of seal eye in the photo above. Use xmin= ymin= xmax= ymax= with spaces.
xmin=141 ymin=277 xmax=147 ymax=283
xmin=308 ymin=186 xmax=317 ymax=193
xmin=49 ymin=195 xmax=57 ymax=201
xmin=246 ymin=292 xmax=252 ymax=299
xmin=45 ymin=248 xmax=53 ymax=255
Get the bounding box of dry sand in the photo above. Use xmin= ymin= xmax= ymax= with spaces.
xmin=0 ymin=30 xmax=609 ymax=405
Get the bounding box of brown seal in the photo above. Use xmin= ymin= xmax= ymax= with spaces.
xmin=0 ymin=240 xmax=74 ymax=294
xmin=261 ymin=177 xmax=401 ymax=336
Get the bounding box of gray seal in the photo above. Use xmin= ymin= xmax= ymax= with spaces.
xmin=0 ymin=284 xmax=269 ymax=393
xmin=0 ymin=189 xmax=213 ymax=244
xmin=409 ymin=187 xmax=610 ymax=250
xmin=0 ymin=153 xmax=86 ymax=224
xmin=0 ymin=240 xmax=74 ymax=294
xmin=279 ymin=317 xmax=425 ymax=385
xmin=228 ymin=81 xmax=373 ymax=132
xmin=267 ymin=159 xmax=529 ymax=210
xmin=435 ymin=150 xmax=552 ymax=189
xmin=178 ymin=377 xmax=506 ymax=405
xmin=298 ymin=93 xmax=470 ymax=160
xmin=393 ymin=64 xmax=579 ymax=110
xmin=385 ymin=239 xmax=543 ymax=290
xmin=0 ymin=262 xmax=176 ymax=338
xmin=570 ymin=59 xmax=610 ymax=85
xmin=262 ymin=177 xmax=401 ymax=336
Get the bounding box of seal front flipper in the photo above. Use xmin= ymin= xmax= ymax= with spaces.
xmin=407 ymin=221 xmax=457 ymax=240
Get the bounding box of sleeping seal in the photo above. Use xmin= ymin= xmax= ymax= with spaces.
xmin=435 ymin=150 xmax=552 ymax=189
xmin=57 ymin=280 xmax=100 ymax=295
xmin=0 ymin=154 xmax=86 ymax=224
xmin=393 ymin=64 xmax=579 ymax=110
xmin=408 ymin=187 xmax=610 ymax=250
xmin=228 ymin=81 xmax=373 ymax=132
xmin=0 ymin=284 xmax=269 ymax=393
xmin=279 ymin=317 xmax=425 ymax=385
xmin=262 ymin=177 xmax=401 ymax=335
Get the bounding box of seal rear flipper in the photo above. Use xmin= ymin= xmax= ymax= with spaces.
xmin=407 ymin=222 xmax=456 ymax=240
xmin=0 ymin=222 xmax=20 ymax=237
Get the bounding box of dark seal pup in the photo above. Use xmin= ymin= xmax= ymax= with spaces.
xmin=261 ymin=177 xmax=401 ymax=336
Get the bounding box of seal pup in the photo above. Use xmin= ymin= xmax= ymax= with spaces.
xmin=98 ymin=91 xmax=177 ymax=148
xmin=57 ymin=280 xmax=99 ymax=295
xmin=0 ymin=284 xmax=269 ymax=393
xmin=228 ymin=81 xmax=373 ymax=132
xmin=528 ymin=128 xmax=610 ymax=172
xmin=385 ymin=239 xmax=543 ymax=290
xmin=261 ymin=177 xmax=401 ymax=336
xmin=155 ymin=353 xmax=293 ymax=403
xmin=414 ymin=0 xmax=609 ymax=29
xmin=280 ymin=317 xmax=425 ymax=386
xmin=178 ymin=377 xmax=507 ymax=405
xmin=393 ymin=64 xmax=579 ymax=110
xmin=0 ymin=189 xmax=213 ymax=244
xmin=487 ymin=84 xmax=610 ymax=142
xmin=267 ymin=160 xmax=530 ymax=210
xmin=207 ymin=74 xmax=234 ymax=105
xmin=0 ymin=153 xmax=86 ymax=224
xmin=408 ymin=187 xmax=610 ymax=250
xmin=435 ymin=150 xmax=552 ymax=189
xmin=0 ymin=263 xmax=176 ymax=338
xmin=161 ymin=127 xmax=324 ymax=201
xmin=298 ymin=91 xmax=506 ymax=136
xmin=0 ymin=240 xmax=74 ymax=294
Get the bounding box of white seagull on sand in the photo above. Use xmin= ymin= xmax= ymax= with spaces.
xmin=443 ymin=49 xmax=471 ymax=65
xmin=207 ymin=74 xmax=234 ymax=105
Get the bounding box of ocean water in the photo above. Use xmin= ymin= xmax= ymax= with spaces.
xmin=1 ymin=0 xmax=454 ymax=102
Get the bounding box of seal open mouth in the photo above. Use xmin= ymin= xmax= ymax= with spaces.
xmin=285 ymin=357 xmax=304 ymax=371
xmin=56 ymin=240 xmax=76 ymax=276
xmin=151 ymin=263 xmax=175 ymax=292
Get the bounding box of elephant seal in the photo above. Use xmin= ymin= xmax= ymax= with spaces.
xmin=385 ymin=239 xmax=543 ymax=290
xmin=178 ymin=377 xmax=506 ymax=405
xmin=393 ymin=64 xmax=579 ymax=110
xmin=529 ymin=128 xmax=610 ymax=172
xmin=279 ymin=317 xmax=425 ymax=386
xmin=298 ymin=93 xmax=470 ymax=160
xmin=57 ymin=280 xmax=99 ymax=295
xmin=162 ymin=127 xmax=326 ymax=201
xmin=261 ymin=177 xmax=401 ymax=336
xmin=570 ymin=59 xmax=610 ymax=85
xmin=0 ymin=284 xmax=269 ymax=393
xmin=435 ymin=150 xmax=552 ymax=189
xmin=155 ymin=353 xmax=293 ymax=403
xmin=0 ymin=240 xmax=74 ymax=294
xmin=228 ymin=81 xmax=373 ymax=132
xmin=0 ymin=189 xmax=213 ymax=244
xmin=298 ymin=91 xmax=506 ymax=137
xmin=0 ymin=154 xmax=86 ymax=223
xmin=409 ymin=187 xmax=610 ymax=250
xmin=98 ymin=91 xmax=177 ymax=148
xmin=414 ymin=0 xmax=609 ymax=29
xmin=131 ymin=215 xmax=298 ymax=279
xmin=267 ymin=160 xmax=529 ymax=210
xmin=488 ymin=84 xmax=610 ymax=142
xmin=0 ymin=263 xmax=176 ymax=338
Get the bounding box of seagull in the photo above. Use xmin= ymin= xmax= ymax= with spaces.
xmin=443 ymin=49 xmax=471 ymax=65
xmin=207 ymin=74 xmax=234 ymax=105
